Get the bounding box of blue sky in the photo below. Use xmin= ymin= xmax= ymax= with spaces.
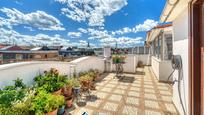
xmin=0 ymin=0 xmax=166 ymax=47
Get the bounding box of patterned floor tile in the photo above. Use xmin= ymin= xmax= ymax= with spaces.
xmin=101 ymin=87 xmax=113 ymax=92
xmin=145 ymin=110 xmax=162 ymax=115
xmin=87 ymin=99 xmax=102 ymax=108
xmin=97 ymin=92 xmax=109 ymax=99
xmin=161 ymin=95 xmax=172 ymax=102
xmin=113 ymin=89 xmax=125 ymax=95
xmin=144 ymin=85 xmax=154 ymax=89
xmin=160 ymin=90 xmax=171 ymax=96
xmin=108 ymin=94 xmax=122 ymax=102
xmin=126 ymin=97 xmax=139 ymax=105
xmin=144 ymin=89 xmax=156 ymax=94
xmin=144 ymin=94 xmax=157 ymax=100
xmin=70 ymin=67 xmax=179 ymax=115
xmin=76 ymin=108 xmax=93 ymax=115
xmin=122 ymin=106 xmax=139 ymax=115
xmin=105 ymin=84 xmax=117 ymax=88
xmin=128 ymin=91 xmax=140 ymax=97
xmin=130 ymin=87 xmax=140 ymax=92
xmin=103 ymin=102 xmax=118 ymax=112
xmin=145 ymin=100 xmax=160 ymax=109
xmin=165 ymin=103 xmax=177 ymax=113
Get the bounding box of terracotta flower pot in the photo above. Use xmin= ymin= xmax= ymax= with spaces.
xmin=82 ymin=81 xmax=91 ymax=87
xmin=94 ymin=74 xmax=100 ymax=81
xmin=44 ymin=108 xmax=58 ymax=115
xmin=63 ymin=87 xmax=72 ymax=97
xmin=52 ymin=89 xmax=62 ymax=95
xmin=66 ymin=97 xmax=73 ymax=108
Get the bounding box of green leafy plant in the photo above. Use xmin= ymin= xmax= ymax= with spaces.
xmin=112 ymin=55 xmax=126 ymax=64
xmin=14 ymin=78 xmax=26 ymax=89
xmin=0 ymin=78 xmax=27 ymax=107
xmin=30 ymin=90 xmax=64 ymax=115
xmin=72 ymin=79 xmax=80 ymax=88
xmin=66 ymin=79 xmax=73 ymax=88
xmin=0 ymin=88 xmax=34 ymax=115
xmin=33 ymin=68 xmax=68 ymax=93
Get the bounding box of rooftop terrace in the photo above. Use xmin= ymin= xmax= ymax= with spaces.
xmin=68 ymin=67 xmax=178 ymax=115
xmin=0 ymin=56 xmax=179 ymax=115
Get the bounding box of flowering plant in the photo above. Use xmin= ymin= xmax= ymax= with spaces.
xmin=112 ymin=55 xmax=126 ymax=64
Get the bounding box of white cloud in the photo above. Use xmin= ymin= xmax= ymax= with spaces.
xmin=112 ymin=19 xmax=158 ymax=35
xmin=78 ymin=28 xmax=87 ymax=33
xmin=100 ymin=36 xmax=143 ymax=47
xmin=24 ymin=26 xmax=35 ymax=31
xmin=87 ymin=28 xmax=112 ymax=39
xmin=67 ymin=32 xmax=82 ymax=38
xmin=55 ymin=0 xmax=127 ymax=27
xmin=0 ymin=7 xmax=65 ymax=31
xmin=79 ymin=40 xmax=87 ymax=45
xmin=133 ymin=19 xmax=158 ymax=32
xmin=0 ymin=28 xmax=69 ymax=46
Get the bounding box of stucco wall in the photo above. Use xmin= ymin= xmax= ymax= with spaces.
xmin=111 ymin=54 xmax=149 ymax=73
xmin=0 ymin=56 xmax=105 ymax=88
xmin=151 ymin=56 xmax=173 ymax=82
xmin=0 ymin=61 xmax=71 ymax=88
xmin=172 ymin=8 xmax=189 ymax=115
xmin=70 ymin=56 xmax=105 ymax=75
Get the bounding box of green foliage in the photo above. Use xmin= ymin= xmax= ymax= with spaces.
xmin=14 ymin=78 xmax=26 ymax=89
xmin=79 ymin=69 xmax=99 ymax=82
xmin=79 ymin=75 xmax=93 ymax=82
xmin=34 ymin=68 xmax=68 ymax=93
xmin=0 ymin=78 xmax=27 ymax=107
xmin=0 ymin=89 xmax=34 ymax=115
xmin=30 ymin=90 xmax=64 ymax=115
xmin=66 ymin=79 xmax=74 ymax=88
xmin=0 ymin=68 xmax=68 ymax=115
xmin=71 ymin=78 xmax=80 ymax=87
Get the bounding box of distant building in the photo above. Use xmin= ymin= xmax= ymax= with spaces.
xmin=59 ymin=45 xmax=95 ymax=57
xmin=0 ymin=45 xmax=59 ymax=64
xmin=0 ymin=44 xmax=6 ymax=49
xmin=0 ymin=45 xmax=24 ymax=51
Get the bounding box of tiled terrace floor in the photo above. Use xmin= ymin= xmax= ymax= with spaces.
xmin=69 ymin=67 xmax=179 ymax=115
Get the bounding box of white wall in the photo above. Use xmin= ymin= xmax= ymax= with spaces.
xmin=151 ymin=56 xmax=173 ymax=82
xmin=0 ymin=56 xmax=105 ymax=89
xmin=70 ymin=56 xmax=105 ymax=75
xmin=172 ymin=8 xmax=189 ymax=115
xmin=111 ymin=54 xmax=149 ymax=73
xmin=0 ymin=61 xmax=71 ymax=88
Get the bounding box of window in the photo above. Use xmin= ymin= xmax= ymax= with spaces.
xmin=164 ymin=35 xmax=173 ymax=60
xmin=153 ymin=35 xmax=162 ymax=59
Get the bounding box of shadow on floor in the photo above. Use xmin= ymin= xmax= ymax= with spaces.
xmin=135 ymin=70 xmax=145 ymax=75
xmin=118 ymin=76 xmax=135 ymax=83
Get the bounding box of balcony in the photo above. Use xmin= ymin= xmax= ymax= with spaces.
xmin=70 ymin=67 xmax=178 ymax=115
xmin=0 ymin=55 xmax=179 ymax=115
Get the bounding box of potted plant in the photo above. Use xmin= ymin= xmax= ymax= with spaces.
xmin=30 ymin=91 xmax=64 ymax=115
xmin=79 ymin=75 xmax=92 ymax=87
xmin=0 ymin=79 xmax=32 ymax=115
xmin=65 ymin=96 xmax=73 ymax=108
xmin=92 ymin=69 xmax=100 ymax=81
xmin=63 ymin=79 xmax=73 ymax=97
xmin=51 ymin=82 xmax=64 ymax=95
xmin=33 ymin=68 xmax=68 ymax=95
xmin=72 ymin=79 xmax=81 ymax=95
xmin=57 ymin=103 xmax=65 ymax=115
